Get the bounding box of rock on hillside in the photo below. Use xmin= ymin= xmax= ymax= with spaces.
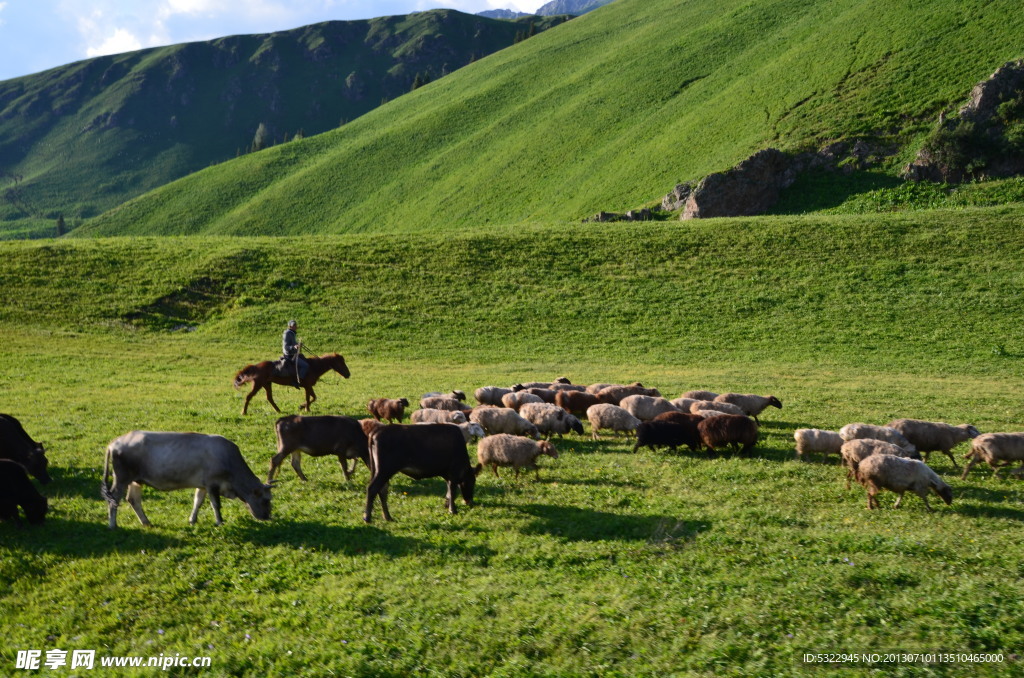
xmin=536 ymin=0 xmax=614 ymax=16
xmin=681 ymin=149 xmax=796 ymax=219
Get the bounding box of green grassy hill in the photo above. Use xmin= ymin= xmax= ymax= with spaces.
xmin=0 ymin=10 xmax=569 ymax=239
xmin=78 ymin=0 xmax=1024 ymax=237
xmin=1 ymin=209 xmax=1022 ymax=674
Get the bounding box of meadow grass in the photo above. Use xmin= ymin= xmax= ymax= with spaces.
xmin=3 ymin=209 xmax=1024 ymax=674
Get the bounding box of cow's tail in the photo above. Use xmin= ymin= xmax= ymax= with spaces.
xmin=233 ymin=365 xmax=259 ymax=390
xmin=100 ymin=444 xmax=115 ymax=504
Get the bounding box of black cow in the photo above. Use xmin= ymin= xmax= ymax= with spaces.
xmin=364 ymin=424 xmax=482 ymax=523
xmin=269 ymin=415 xmax=370 ymax=482
xmin=0 ymin=413 xmax=51 ymax=484
xmin=0 ymin=459 xmax=48 ymax=524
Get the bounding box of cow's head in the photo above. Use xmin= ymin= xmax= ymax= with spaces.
xmin=245 ymin=483 xmax=274 ymax=520
xmin=27 ymin=444 xmax=52 ymax=485
xmin=458 ymin=463 xmax=483 ymax=507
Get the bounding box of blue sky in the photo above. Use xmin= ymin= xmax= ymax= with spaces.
xmin=0 ymin=0 xmax=542 ymax=82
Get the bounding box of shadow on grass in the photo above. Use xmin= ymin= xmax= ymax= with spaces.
xmin=236 ymin=520 xmax=423 ymax=555
xmin=955 ymin=503 xmax=1024 ymax=522
xmin=0 ymin=517 xmax=184 ymax=555
xmin=768 ymin=168 xmax=903 ymax=214
xmin=517 ymin=503 xmax=711 ymax=543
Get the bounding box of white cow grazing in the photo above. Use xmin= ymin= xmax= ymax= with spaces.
xmin=102 ymin=431 xmax=273 ymax=529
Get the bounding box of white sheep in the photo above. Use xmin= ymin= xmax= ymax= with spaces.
xmin=456 ymin=421 xmax=486 ymax=443
xmin=962 ymin=432 xmax=1024 ymax=479
xmin=501 ymin=391 xmax=544 ymax=411
xmin=474 ymin=386 xmax=513 ymax=406
xmin=839 ymin=423 xmax=916 ymax=453
xmin=470 ymin=407 xmax=540 ymax=438
xmin=690 ymin=400 xmax=746 ymax=417
xmin=840 ymin=439 xmax=921 ymax=489
xmin=411 ymin=408 xmax=467 ymax=425
xmin=680 ymin=390 xmax=719 ymax=401
xmin=885 ymin=419 xmax=980 ymax=469
xmin=419 ymin=395 xmax=472 ymax=413
xmin=586 ymin=404 xmax=641 ymax=441
xmin=670 ymin=397 xmax=698 ymax=413
xmin=857 ymin=454 xmax=953 ymax=512
xmin=477 ymin=434 xmax=558 ymax=479
xmin=619 ymin=394 xmax=680 ymax=421
xmin=422 ymin=389 xmax=467 ymax=402
xmin=519 ymin=402 xmax=584 ymax=437
xmin=713 ymin=393 xmax=782 ymax=423
xmin=793 ymin=428 xmax=844 ymax=461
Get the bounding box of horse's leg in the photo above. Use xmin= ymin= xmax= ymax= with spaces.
xmin=264 ymin=383 xmax=281 ymax=413
xmin=301 ymin=386 xmax=316 ymax=412
xmin=242 ymin=381 xmax=262 ymax=415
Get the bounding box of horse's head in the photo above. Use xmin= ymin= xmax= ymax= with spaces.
xmin=324 ymin=353 xmax=351 ymax=379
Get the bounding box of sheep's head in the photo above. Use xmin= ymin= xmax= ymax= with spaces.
xmin=963 ymin=424 xmax=981 ymax=438
xmin=768 ymin=396 xmax=783 ymax=409
xmin=451 ymin=390 xmax=467 ymax=402
xmin=567 ymin=415 xmax=584 ymax=436
xmin=538 ymin=441 xmax=559 ymax=458
xmin=553 ymin=377 xmax=571 ymax=384
xmin=399 ymin=398 xmax=410 ymax=407
xmin=934 ymin=483 xmax=954 ymax=506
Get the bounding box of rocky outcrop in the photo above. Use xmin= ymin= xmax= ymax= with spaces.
xmin=904 ymin=59 xmax=1024 ymax=183
xmin=681 ymin=149 xmax=794 ymax=219
xmin=583 ymin=208 xmax=652 ymax=223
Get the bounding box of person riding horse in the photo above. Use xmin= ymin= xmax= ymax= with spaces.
xmin=278 ymin=320 xmax=309 ymax=386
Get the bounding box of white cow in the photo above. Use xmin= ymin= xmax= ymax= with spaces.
xmin=102 ymin=431 xmax=273 ymax=529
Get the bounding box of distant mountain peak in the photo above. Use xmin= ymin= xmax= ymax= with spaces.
xmin=477 ymin=9 xmax=534 ymax=19
xmin=536 ymin=0 xmax=614 ymax=16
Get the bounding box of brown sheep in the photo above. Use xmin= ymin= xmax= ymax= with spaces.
xmin=367 ymin=397 xmax=410 ymax=423
xmin=697 ymin=414 xmax=759 ymax=454
xmin=597 ymin=384 xmax=661 ymax=405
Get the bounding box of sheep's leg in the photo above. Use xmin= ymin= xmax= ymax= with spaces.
xmin=866 ymin=487 xmax=877 ymax=510
xmin=960 ymin=455 xmax=980 ymax=480
xmin=941 ymin=447 xmax=961 ymax=470
xmin=491 ymin=464 xmax=500 ymax=478
xmin=893 ymin=492 xmax=904 ymax=509
xmin=919 ymin=493 xmax=934 ymax=513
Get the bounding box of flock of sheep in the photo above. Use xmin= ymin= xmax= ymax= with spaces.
xmin=366 ymin=377 xmax=1024 ymax=513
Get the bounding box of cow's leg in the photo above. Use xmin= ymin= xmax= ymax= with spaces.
xmin=289 ymin=451 xmax=308 ymax=481
xmin=208 ymin=486 xmax=225 ymax=526
xmin=338 ymin=455 xmax=353 ymax=482
xmin=126 ymin=482 xmax=151 ymax=527
xmin=190 ymin=489 xmax=207 ymax=524
xmin=378 ymin=480 xmax=393 ymax=522
xmin=106 ymin=480 xmax=128 ymax=529
xmin=365 ymin=475 xmax=393 ymax=523
xmin=267 ymin=449 xmax=289 ymax=482
xmin=445 ymin=479 xmax=457 ymax=514
xmin=264 ymin=384 xmax=281 ymax=413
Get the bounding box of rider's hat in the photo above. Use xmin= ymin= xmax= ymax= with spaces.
xmin=287 ymin=319 xmax=298 ymax=328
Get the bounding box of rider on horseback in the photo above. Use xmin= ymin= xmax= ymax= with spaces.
xmin=278 ymin=319 xmax=309 ymax=386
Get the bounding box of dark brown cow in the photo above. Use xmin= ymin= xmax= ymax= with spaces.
xmin=0 ymin=460 xmax=48 ymax=524
xmin=0 ymin=413 xmax=51 ymax=484
xmin=269 ymin=415 xmax=369 ymax=482
xmin=364 ymin=424 xmax=482 ymax=523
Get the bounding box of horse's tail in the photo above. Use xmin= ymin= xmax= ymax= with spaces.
xmin=233 ymin=365 xmax=261 ymax=389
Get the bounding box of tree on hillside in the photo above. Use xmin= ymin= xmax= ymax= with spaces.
xmin=251 ymin=123 xmax=270 ymax=153
xmin=56 ymin=215 xmax=66 ymax=237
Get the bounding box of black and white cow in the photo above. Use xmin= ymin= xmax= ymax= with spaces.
xmin=0 ymin=460 xmax=48 ymax=524
xmin=102 ymin=431 xmax=273 ymax=528
xmin=0 ymin=413 xmax=51 ymax=484
xmin=364 ymin=423 xmax=482 ymax=523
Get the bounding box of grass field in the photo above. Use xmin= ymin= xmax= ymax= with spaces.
xmin=2 ymin=210 xmax=1024 ymax=676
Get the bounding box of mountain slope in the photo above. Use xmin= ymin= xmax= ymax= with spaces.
xmin=0 ymin=10 xmax=569 ymax=238
xmin=80 ymin=0 xmax=1024 ymax=237
xmin=536 ymin=0 xmax=615 ymax=15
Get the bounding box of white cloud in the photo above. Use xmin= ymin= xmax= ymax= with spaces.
xmin=0 ymin=2 xmax=7 ymax=26
xmin=85 ymin=27 xmax=144 ymax=57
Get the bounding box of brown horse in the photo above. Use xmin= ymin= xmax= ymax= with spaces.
xmin=233 ymin=353 xmax=351 ymax=415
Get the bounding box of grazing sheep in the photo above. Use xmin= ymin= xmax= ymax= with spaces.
xmin=619 ymin=394 xmax=680 ymax=421
xmin=714 ymin=393 xmax=782 ymax=423
xmin=422 ymin=390 xmax=467 ymax=402
xmin=839 ymin=423 xmax=916 ymax=453
xmin=420 ymin=396 xmax=473 ymax=413
xmin=411 ymin=408 xmax=468 ymax=425
xmin=519 ymin=402 xmax=584 ymax=437
xmin=513 ymin=380 xmax=566 ymax=391
xmin=474 ymin=386 xmax=513 ymax=406
xmin=586 ymin=382 xmax=623 ymax=394
xmin=477 ymin=434 xmax=558 ymax=479
xmin=501 ymin=391 xmax=544 ymax=411
xmin=652 ymin=411 xmax=705 ymax=426
xmin=670 ymin=397 xmax=698 ymax=413
xmin=470 ymin=407 xmax=540 ymax=438
xmin=597 ymin=384 xmax=662 ymax=405
xmin=633 ymin=419 xmax=701 ymax=453
xmin=793 ymin=428 xmax=844 ymax=461
xmin=962 ymin=432 xmax=1024 ymax=479
xmin=549 ymin=383 xmax=587 ymax=392
xmin=555 ymin=390 xmax=602 ymax=417
xmin=586 ymin=404 xmax=642 ymax=440
xmin=697 ymin=414 xmax=759 ymax=454
xmin=857 ymin=455 xmax=953 ymax=512
xmin=680 ymin=390 xmax=719 ymax=401
xmin=840 ymin=439 xmax=921 ymax=489
xmin=690 ymin=400 xmax=746 ymax=417
xmin=456 ymin=421 xmax=487 ymax=443
xmin=885 ymin=419 xmax=981 ymax=469
xmin=367 ymin=397 xmax=410 ymax=423
xmin=523 ymin=387 xmax=558 ymax=404
xmin=697 ymin=410 xmax=728 ymax=418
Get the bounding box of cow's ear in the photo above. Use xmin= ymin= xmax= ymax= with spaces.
xmin=473 ymin=463 xmax=483 ymax=477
